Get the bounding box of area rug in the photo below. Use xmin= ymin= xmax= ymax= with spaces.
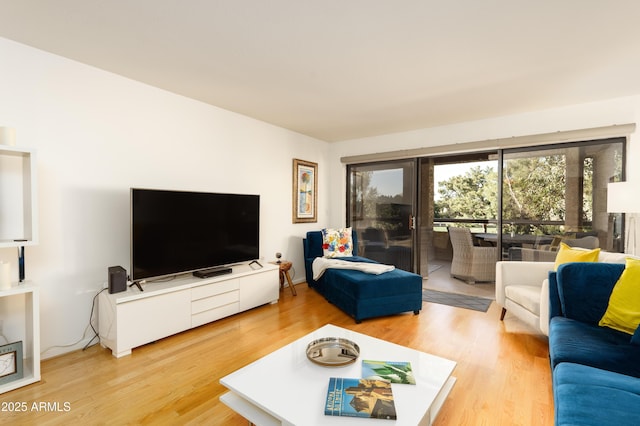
xmin=422 ymin=289 xmax=492 ymax=313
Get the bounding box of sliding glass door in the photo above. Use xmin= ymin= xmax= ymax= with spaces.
xmin=423 ymin=153 xmax=499 ymax=275
xmin=345 ymin=137 xmax=626 ymax=278
xmin=347 ymin=160 xmax=418 ymax=272
xmin=500 ymin=138 xmax=625 ymax=260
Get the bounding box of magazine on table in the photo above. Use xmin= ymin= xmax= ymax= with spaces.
xmin=362 ymin=359 xmax=416 ymax=385
xmin=324 ymin=377 xmax=397 ymax=420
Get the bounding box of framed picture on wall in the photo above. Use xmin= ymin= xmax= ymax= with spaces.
xmin=292 ymin=158 xmax=318 ymax=223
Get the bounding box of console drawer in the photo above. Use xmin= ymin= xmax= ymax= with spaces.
xmin=192 ymin=301 xmax=240 ymax=327
xmin=192 ymin=290 xmax=239 ymax=314
xmin=192 ymin=278 xmax=239 ymax=301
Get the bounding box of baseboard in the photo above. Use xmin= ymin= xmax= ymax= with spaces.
xmin=40 ymin=336 xmax=100 ymax=360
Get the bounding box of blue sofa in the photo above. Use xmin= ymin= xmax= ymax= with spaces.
xmin=302 ymin=231 xmax=422 ymax=323
xmin=548 ymin=262 xmax=640 ymax=425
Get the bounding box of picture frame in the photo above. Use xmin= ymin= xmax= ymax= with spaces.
xmin=0 ymin=341 xmax=23 ymax=386
xmin=292 ymin=158 xmax=318 ymax=223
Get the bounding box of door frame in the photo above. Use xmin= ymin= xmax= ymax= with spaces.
xmin=346 ymin=159 xmax=420 ymax=273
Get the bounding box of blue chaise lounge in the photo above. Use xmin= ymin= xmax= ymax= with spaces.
xmin=303 ymin=230 xmax=422 ymax=323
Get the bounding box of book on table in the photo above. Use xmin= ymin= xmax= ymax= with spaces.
xmin=361 ymin=359 xmax=416 ymax=385
xmin=324 ymin=377 xmax=397 ymax=420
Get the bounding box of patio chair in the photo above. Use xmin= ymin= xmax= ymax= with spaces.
xmin=448 ymin=227 xmax=498 ymax=284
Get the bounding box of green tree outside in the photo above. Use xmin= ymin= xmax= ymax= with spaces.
xmin=435 ymin=155 xmax=594 ymax=235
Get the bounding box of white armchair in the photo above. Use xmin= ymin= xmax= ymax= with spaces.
xmin=496 ymin=250 xmax=634 ymax=336
xmin=495 ymin=261 xmax=554 ymax=335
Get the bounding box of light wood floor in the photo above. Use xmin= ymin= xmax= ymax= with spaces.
xmin=0 ymin=281 xmax=552 ymax=425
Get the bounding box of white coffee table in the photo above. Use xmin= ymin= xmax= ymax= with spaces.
xmin=220 ymin=324 xmax=456 ymax=425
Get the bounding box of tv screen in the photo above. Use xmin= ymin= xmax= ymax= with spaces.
xmin=130 ymin=188 xmax=260 ymax=282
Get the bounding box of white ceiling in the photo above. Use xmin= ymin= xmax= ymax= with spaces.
xmin=2 ymin=1 xmax=640 ymax=142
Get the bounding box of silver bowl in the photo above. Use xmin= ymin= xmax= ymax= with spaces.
xmin=306 ymin=337 xmax=360 ymax=367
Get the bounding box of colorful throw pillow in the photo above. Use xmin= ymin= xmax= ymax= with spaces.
xmin=553 ymin=242 xmax=600 ymax=271
xmin=599 ymin=257 xmax=640 ymax=335
xmin=322 ymin=227 xmax=353 ymax=258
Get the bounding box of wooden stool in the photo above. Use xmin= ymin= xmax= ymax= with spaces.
xmin=275 ymin=261 xmax=296 ymax=296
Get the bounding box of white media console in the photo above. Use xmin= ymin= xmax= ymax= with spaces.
xmin=98 ymin=263 xmax=279 ymax=357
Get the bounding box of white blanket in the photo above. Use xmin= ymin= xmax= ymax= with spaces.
xmin=312 ymin=257 xmax=395 ymax=280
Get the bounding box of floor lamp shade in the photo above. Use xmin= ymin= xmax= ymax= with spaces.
xmin=608 ymin=181 xmax=640 ymax=255
xmin=607 ymin=182 xmax=640 ymax=213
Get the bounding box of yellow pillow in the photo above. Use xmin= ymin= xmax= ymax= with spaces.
xmin=553 ymin=242 xmax=600 ymax=271
xmin=599 ymin=258 xmax=640 ymax=335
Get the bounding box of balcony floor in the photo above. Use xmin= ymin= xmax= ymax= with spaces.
xmin=423 ymin=260 xmax=495 ymax=299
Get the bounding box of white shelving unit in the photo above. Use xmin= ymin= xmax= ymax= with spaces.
xmin=99 ymin=263 xmax=279 ymax=358
xmin=0 ymin=144 xmax=40 ymax=394
xmin=0 ymin=283 xmax=40 ymax=394
xmin=0 ymin=146 xmax=38 ymax=248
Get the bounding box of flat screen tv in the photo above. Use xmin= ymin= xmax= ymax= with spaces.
xmin=130 ymin=188 xmax=260 ymax=282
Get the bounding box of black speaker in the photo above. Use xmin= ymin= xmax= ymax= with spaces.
xmin=108 ymin=266 xmax=127 ymax=294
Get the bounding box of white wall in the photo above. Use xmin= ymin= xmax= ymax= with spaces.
xmin=0 ymin=37 xmax=329 ymax=358
xmin=327 ymin=95 xmax=640 ymax=253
